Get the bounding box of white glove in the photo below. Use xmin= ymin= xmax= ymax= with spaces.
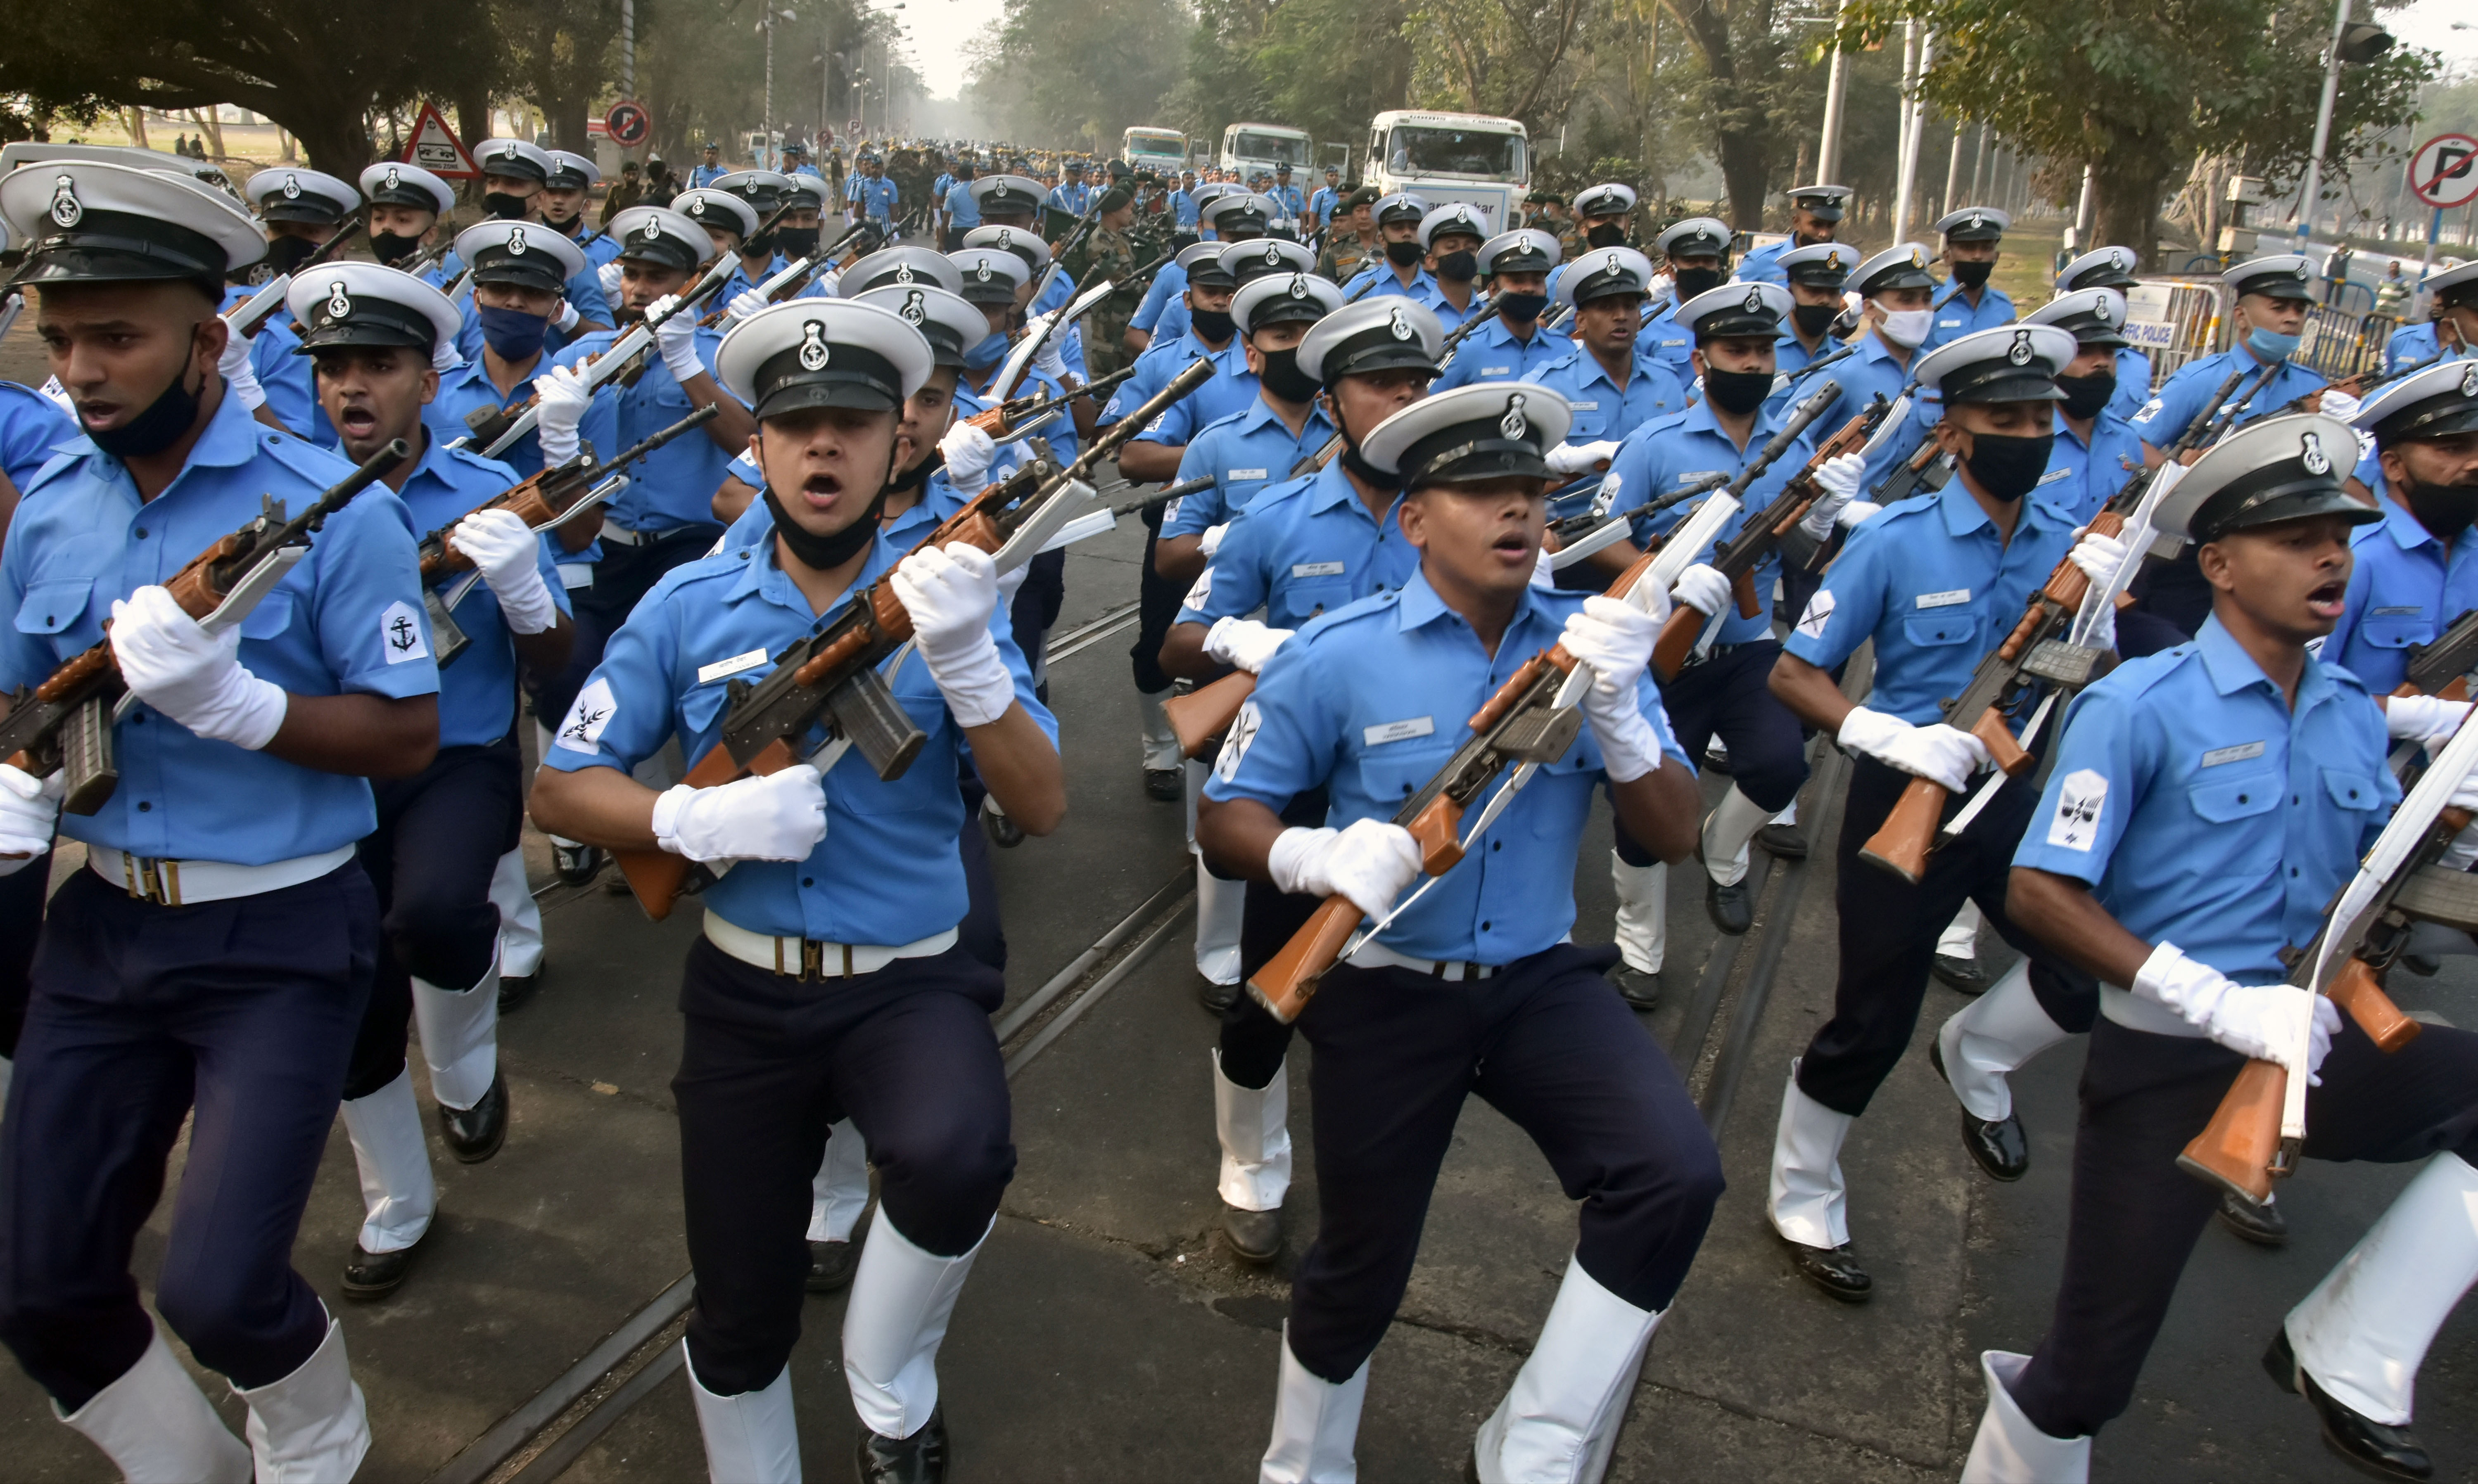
xmin=452 ymin=507 xmax=559 ymax=635
xmin=1837 ymin=704 xmax=1988 ymax=792
xmin=1531 ymin=545 xmax=1556 ymax=589
xmin=650 ymin=293 xmax=705 ymax=384
xmin=216 ymin=324 xmax=266 ymax=412
xmin=939 ymin=421 xmax=997 ymax=494
xmin=431 ymin=337 xmax=463 ymax=374
xmin=1837 ymin=499 xmax=1883 ymax=529
xmin=726 ymin=287 xmax=771 ymax=323
xmin=1546 ymin=439 xmax=1621 ymax=476
xmin=2317 ymin=388 xmax=2362 ymax=422
xmin=2134 ymin=941 xmax=2338 ymax=1081
xmin=651 ymin=765 xmax=827 ymax=864
xmin=0 ymin=763 xmax=63 ymax=873
xmin=1559 ymin=594 xmax=1664 ymax=782
xmin=2067 ymin=527 xmax=2129 ymax=586
xmin=1198 ymin=522 xmax=1230 ymax=559
xmin=2384 ymin=694 xmax=2471 ymax=751
xmin=108 ymin=585 xmax=287 ymax=750
xmin=1203 ymin=616 xmax=1292 ymax=675
xmin=553 ymin=298 xmax=582 ymax=335
xmin=597 ymin=260 xmax=626 ymax=298
xmin=534 ymin=363 xmax=593 ymax=466
xmin=1672 ymin=562 xmax=1732 ymax=618
xmin=1798 ymin=453 xmax=1867 ymax=538
xmin=1266 ymin=818 xmax=1422 ymax=919
xmin=892 ymin=543 xmax=1016 ymax=728
xmin=1020 ymin=313 xmax=1069 ymax=380
xmin=2442 ymin=818 xmax=2478 ymax=873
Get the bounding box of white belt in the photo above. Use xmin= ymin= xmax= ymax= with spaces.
xmin=597 ymin=524 xmax=648 ymax=546
xmin=703 ymin=913 xmax=958 ymax=979
xmin=88 ymin=843 xmax=356 ymax=907
xmin=1348 ymin=940 xmax=1500 ymax=981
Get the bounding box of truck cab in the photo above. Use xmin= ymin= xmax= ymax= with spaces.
xmin=1218 ymin=123 xmax=1313 ymax=195
xmin=1123 ymin=127 xmax=1187 ymax=175
xmin=1362 ymin=110 xmax=1528 ymax=234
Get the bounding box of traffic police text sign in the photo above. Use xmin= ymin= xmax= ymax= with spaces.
xmin=2410 ymin=133 xmax=2478 ymax=211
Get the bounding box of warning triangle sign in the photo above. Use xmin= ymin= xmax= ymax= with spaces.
xmin=402 ymin=103 xmax=479 ymax=180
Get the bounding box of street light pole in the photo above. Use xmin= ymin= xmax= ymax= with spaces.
xmin=763 ymin=8 xmax=776 ymax=170
xmin=1816 ymin=0 xmax=1852 ymax=183
xmin=2294 ymin=0 xmax=2352 ymax=247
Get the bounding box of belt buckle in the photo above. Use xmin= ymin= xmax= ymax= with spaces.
xmin=121 ymin=853 xmax=180 ymax=906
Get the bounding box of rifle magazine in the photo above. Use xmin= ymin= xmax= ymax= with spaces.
xmin=59 ymin=696 xmax=117 ymax=817
xmin=825 ymin=666 xmax=927 ymax=782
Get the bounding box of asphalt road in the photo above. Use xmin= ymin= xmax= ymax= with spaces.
xmin=3 ymin=315 xmax=2476 ymax=1483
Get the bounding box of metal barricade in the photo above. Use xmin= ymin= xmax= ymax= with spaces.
xmin=2123 ymin=279 xmax=2226 ymax=390
xmin=2295 ymin=305 xmax=2395 ymax=381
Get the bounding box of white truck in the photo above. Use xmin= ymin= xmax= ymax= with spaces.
xmin=1218 ymin=123 xmax=1313 ymax=187
xmin=1122 ymin=127 xmax=1187 ymax=175
xmin=1362 ymin=110 xmax=1529 ymax=235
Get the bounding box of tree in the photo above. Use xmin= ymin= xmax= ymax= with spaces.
xmin=1842 ymin=0 xmax=2437 ymax=264
xmin=494 ymin=0 xmax=621 ymax=154
xmin=0 ymin=0 xmax=497 ymax=172
xmin=965 ymin=0 xmax=1191 ymax=151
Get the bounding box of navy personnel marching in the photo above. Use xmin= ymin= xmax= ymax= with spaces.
xmin=1920 ymin=207 xmax=2016 ymax=352
xmin=1737 ymin=184 xmax=1850 ymax=287
xmin=450 ymin=139 xmax=616 ymax=349
xmin=0 ymin=159 xmax=441 ymax=1481
xmin=1412 ymin=202 xmax=1490 ymax=332
xmin=429 ymin=218 xmax=591 ymax=477
xmin=2383 ymin=259 xmax=2478 ymax=375
xmin=1769 ymin=242 xmax=1855 ymax=380
xmin=231 ymin=165 xmax=365 ymax=436
xmin=529 ymin=297 xmax=1063 ymax=1484
xmin=1341 ymin=192 xmax=1434 ymax=302
xmin=2053 ymin=245 xmax=2154 ymax=420
xmin=1809 ymin=243 xmax=1942 ymax=491
xmin=538 ymin=150 xmax=617 ymax=270
xmin=2016 ymin=287 xmax=2148 ymax=524
xmin=358 ymin=160 xmax=459 ymax=277
xmin=1638 ymin=216 xmax=1733 ymax=375
xmin=1522 ymin=247 xmax=1686 ymax=451
xmin=2319 ymin=360 xmax=2478 ymax=694
xmin=1431 ymin=228 xmax=1565 ymax=391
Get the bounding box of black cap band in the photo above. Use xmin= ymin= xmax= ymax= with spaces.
xmin=2190 ymin=454 xmax=2369 ymax=543
xmin=1399 ymin=430 xmax=1549 ymax=488
xmin=12 ymin=210 xmax=231 ymax=285
xmin=1318 ymin=323 xmax=1440 ymax=385
xmin=295 ymin=290 xmax=438 ymax=354
xmin=752 ymin=339 xmax=906 ymax=417
xmin=470 ymin=242 xmax=569 ymax=294
xmin=619 ymin=222 xmax=703 ymax=273
xmin=2374 ymin=393 xmax=2478 ymax=447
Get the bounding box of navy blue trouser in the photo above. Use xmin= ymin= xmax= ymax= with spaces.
xmin=2013 ymin=1015 xmax=2478 ymax=1438
xmin=0 ymin=848 xmax=47 ymax=1057
xmin=0 ymin=863 xmax=377 ymax=1408
xmin=674 ymin=939 xmax=1015 ymax=1394
xmin=1287 ymin=943 xmax=1725 ymax=1382
xmin=1614 ymin=639 xmax=1812 ymax=869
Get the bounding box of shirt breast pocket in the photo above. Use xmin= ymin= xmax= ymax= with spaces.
xmin=1566 ymin=404 xmax=1607 ymax=440
xmin=1278 ymin=576 xmax=1355 ymax=627
xmin=2357 ymin=612 xmax=2434 ymax=651
xmin=14 ymin=577 xmax=93 ymax=639
xmin=1902 ymin=612 xmax=1978 ymax=650
xmin=2186 ymin=769 xmax=2282 ymax=871
xmin=237 ymin=590 xmax=294 ymax=642
xmin=2320 ymin=767 xmax=2383 ymax=815
xmin=1358 ymin=742 xmax=1452 ymax=815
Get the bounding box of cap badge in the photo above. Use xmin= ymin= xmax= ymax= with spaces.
xmin=2294 ymin=262 xmax=2310 ymax=280
xmin=1499 ymin=394 xmax=1529 ymax=441
xmin=1909 ymin=247 xmax=1926 ymax=268
xmin=688 ymin=199 xmax=706 ymax=217
xmin=2461 ymin=363 xmax=2478 ymax=399
xmin=1966 ymin=210 xmax=1982 ymax=230
xmin=2008 ymin=329 xmax=2034 ymax=366
xmin=383 ymin=167 xmax=401 ymax=192
xmin=1263 ymin=242 xmax=1280 ymax=264
xmin=1387 ymin=304 xmax=1416 ymax=341
xmin=507 ymin=227 xmax=528 ymax=255
xmin=1826 ymin=250 xmax=1843 ymax=269
xmin=2110 ymin=248 xmax=2131 ymax=270
xmin=900 ymin=290 xmax=926 ymax=324
xmin=799 ymin=320 xmax=831 ymax=372
xmin=893 ymin=262 xmax=915 ymax=283
xmin=1603 ymin=251 xmax=1622 ymax=275
xmin=1743 ymin=287 xmax=1764 ymax=313
xmin=639 ymin=218 xmax=662 ymax=242
xmin=47 ymin=175 xmax=80 ymax=228
xmin=1455 ymin=207 xmax=1471 ymax=225
xmin=325 ymin=280 xmax=351 ymax=322
xmin=2300 ymin=431 xmax=2333 ymax=476
xmin=1288 ymin=273 xmax=1309 ymax=299
xmin=499 ymin=143 xmax=518 ymax=160
xmin=2094 ymin=296 xmax=2115 ymax=324
xmin=975 ymin=258 xmax=993 ymax=283
xmin=995 ymin=229 xmax=1013 ymax=249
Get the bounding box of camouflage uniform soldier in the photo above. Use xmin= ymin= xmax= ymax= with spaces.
xmin=1315 ymin=185 xmax=1382 ymax=283
xmin=1072 ymin=186 xmax=1142 ymax=377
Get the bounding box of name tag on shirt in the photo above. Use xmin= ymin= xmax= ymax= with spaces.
xmin=2201 ymin=741 xmax=2267 ymax=768
xmin=1363 ymin=716 xmax=1435 ymax=747
xmin=1292 ymin=561 xmax=1346 ymax=578
xmin=1916 ymin=588 xmax=1971 ymax=609
xmin=2035 ymin=468 xmax=2071 ymax=486
xmin=698 ymin=647 xmax=771 ymax=685
xmin=2372 ymin=605 xmax=2422 ymax=616
xmin=1229 ymin=468 xmax=1267 ymax=481
xmin=1679 ymin=471 xmax=1726 ymax=484
xmin=1569 ymin=400 xmax=1599 ymax=410
xmin=1481 ymin=364 xmax=1511 ymax=375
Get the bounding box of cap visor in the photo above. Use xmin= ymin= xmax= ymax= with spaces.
xmin=755 ymin=379 xmax=901 ymax=419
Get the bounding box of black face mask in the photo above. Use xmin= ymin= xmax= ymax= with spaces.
xmin=1790 ymin=301 xmax=1840 ymax=339
xmin=744 ymin=231 xmax=779 ymax=258
xmin=1585 ymin=223 xmax=1626 ymax=249
xmin=1951 ymin=259 xmax=1994 ymax=289
xmin=1959 ymin=431 xmax=2055 ymax=503
xmin=1672 ymin=266 xmax=1724 ymax=300
xmin=90 ymin=337 xmax=206 ymax=460
xmin=1258 ymin=346 xmax=1321 ymax=403
xmin=1189 ymin=306 xmax=1235 ymax=343
xmin=1703 ymin=365 xmax=1775 ymax=417
xmin=369 ymin=230 xmax=422 ymax=266
xmin=777 ymin=226 xmax=822 ymax=258
xmin=484 ymin=191 xmax=531 ymax=220
xmin=764 ymin=479 xmax=889 ymax=571
xmin=1339 ymin=439 xmax=1398 ymax=491
xmin=1384 ymin=239 xmax=1423 ymax=268
xmin=885 ymin=452 xmax=936 ymax=494
xmin=1496 ymin=289 xmax=1549 ymax=324
xmin=261 ymin=234 xmax=320 ymax=276
xmin=1436 ymin=249 xmax=1478 ymax=283
xmin=2056 ymin=370 xmax=2117 ymax=421
xmin=2405 ymin=480 xmax=2478 ymax=543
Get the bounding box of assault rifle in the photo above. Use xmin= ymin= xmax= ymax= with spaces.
xmin=611 ymin=358 xmax=1216 ymax=919
xmin=0 ymin=439 xmax=413 ymax=815
xmin=223 ymin=216 xmax=366 ymax=341
xmin=697 ymin=221 xmax=878 ymax=327
xmin=990 ymin=248 xmax=1175 ymax=408
xmin=2405 ymin=609 xmax=2478 ymax=702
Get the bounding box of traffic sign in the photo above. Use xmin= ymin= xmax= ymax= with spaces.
xmin=402 ymin=102 xmax=479 ymax=180
xmin=2409 ymin=133 xmax=2478 ymax=210
xmin=605 ymin=101 xmax=650 ymax=150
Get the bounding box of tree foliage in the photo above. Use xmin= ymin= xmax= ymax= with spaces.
xmin=963 ymin=0 xmax=1191 ymax=152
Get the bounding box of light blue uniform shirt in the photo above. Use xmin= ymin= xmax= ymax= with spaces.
xmin=1203 ymin=568 xmax=1688 ymax=962
xmin=1047 ymin=181 xmax=1090 ymax=216
xmin=428 ymin=356 xmax=551 ymax=478
xmin=1808 ymin=332 xmax=1931 ymax=493
xmin=373 ymin=434 xmax=569 ymax=747
xmin=1783 ymin=477 xmax=2077 ymax=724
xmin=0 ymin=393 xmax=438 ymax=863
xmin=2013 ymin=616 xmax=2393 ymax=985
xmin=1308 ymin=187 xmax=1340 ymax=229
xmin=0 ymin=382 xmax=75 ymax=484
xmin=1432 ymin=314 xmax=1569 ymax=391
xmin=1129 ymin=340 xmax=1258 ymax=447
xmin=2321 ymin=494 xmax=2478 ymax=695
xmin=1169 ymin=190 xmax=1201 ymax=230
xmin=1521 ymin=346 xmax=1688 ymax=446
xmin=1343 ymin=263 xmax=1438 ymax=305
xmin=1267 ymin=183 xmax=1306 ymax=219
xmin=541 ymin=533 xmax=1054 ymax=943
xmin=1132 ymin=261 xmax=1191 ymax=341
xmin=2108 ymin=345 xmax=2155 ymax=422
xmin=1634 ymin=299 xmax=1694 ymax=375
xmin=1099 ymin=328 xmax=1230 ymax=429
xmin=553 ymin=323 xmax=741 ymax=532
xmin=943 ymin=181 xmax=981 ymax=231
xmin=2029 ymin=410 xmax=2146 ymax=524
xmin=220 ymin=285 xmax=316 ymax=437
xmin=2383 ymin=320 xmax=2473 ymax=375
xmin=1163 ymin=399 xmax=1336 ymax=537
xmin=1735 ymin=238 xmax=1804 ymax=287
xmin=689 ymin=164 xmax=729 ymax=189
xmin=847 ymin=175 xmax=899 ymax=223
xmin=1600 ymin=399 xmax=1815 ymax=645
xmin=2129 ymin=346 xmax=2327 ymax=451
xmin=566 ymin=225 xmax=621 ymax=269
xmin=1412 ymin=280 xmax=1481 ymax=335
xmin=1177 ymin=461 xmax=1422 ymax=632
xmin=1921 ymin=281 xmax=2016 ymax=353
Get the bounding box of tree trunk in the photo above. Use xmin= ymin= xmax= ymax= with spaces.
xmin=189 ymin=107 xmax=225 ymax=160
xmin=123 ymin=107 xmax=150 ymax=149
xmin=2093 ymin=155 xmax=2172 ymax=270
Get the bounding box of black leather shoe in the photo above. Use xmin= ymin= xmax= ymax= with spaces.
xmin=2219 ymin=1190 xmax=2289 ymax=1247
xmin=1197 ymin=976 xmax=1240 ymax=1014
xmin=857 ymin=1407 xmax=949 ymax=1484
xmin=981 ymin=801 xmax=1023 ymax=849
xmin=342 ymin=1233 xmax=425 ymax=1301
xmin=1932 ymin=953 xmax=1990 ymax=994
xmin=1703 ymin=741 xmax=1733 ymax=774
xmin=1144 ymin=767 xmax=1184 ymax=801
xmin=1778 ymin=1231 xmax=1872 ymax=1302
xmin=497 ymin=969 xmax=539 ymax=1013
xmin=552 ymin=841 xmax=603 ymax=886
xmin=1223 ymin=1201 xmax=1283 ymax=1264
xmin=1706 ymin=876 xmax=1753 ymax=935
xmin=1757 ymin=821 xmax=1809 ymax=860
xmin=807 ymin=1237 xmax=859 ymax=1293
xmin=1611 ymin=965 xmax=1663 ymax=1012
xmin=2265 ymin=1328 xmax=2433 ymax=1480
xmin=1929 ymin=1038 xmax=2029 ymax=1181
xmin=438 ymin=1069 xmax=508 ymax=1164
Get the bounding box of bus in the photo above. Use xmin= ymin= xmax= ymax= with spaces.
xmin=1362 ymin=110 xmax=1529 ymax=235
xmin=1219 ymin=123 xmax=1313 ymax=187
xmin=1123 ymin=127 xmax=1187 ymax=174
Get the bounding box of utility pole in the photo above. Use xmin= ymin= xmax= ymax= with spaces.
xmin=620 ymin=0 xmax=635 ymax=100
xmin=2294 ymin=0 xmax=2352 ymax=247
xmin=1891 ymin=23 xmax=1928 ymax=243
xmin=1816 ymin=0 xmax=1852 ymax=183
xmin=1944 ymin=122 xmax=1966 ymax=219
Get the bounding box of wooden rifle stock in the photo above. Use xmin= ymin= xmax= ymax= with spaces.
xmin=1166 ymin=670 xmax=1253 ymax=759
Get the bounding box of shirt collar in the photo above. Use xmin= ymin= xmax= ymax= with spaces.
xmin=1932 ymin=478 xmax=2064 ymax=540
xmin=1308 ymin=458 xmax=1380 ymax=515
xmin=2194 ymin=612 xmax=2338 ymax=710
xmin=177 ymin=383 xmax=271 ymax=472
xmin=728 ymin=522 xmax=904 ymax=613
xmin=1392 ymin=562 xmax=1553 ymax=639
xmin=2375 ymin=492 xmax=2458 ymax=555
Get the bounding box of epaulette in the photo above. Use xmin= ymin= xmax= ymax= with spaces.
xmin=1290 ymin=587 xmax=1398 ymax=647
xmin=442 ymin=442 xmax=522 ymax=483
xmin=255 ymin=427 xmax=360 ymax=486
